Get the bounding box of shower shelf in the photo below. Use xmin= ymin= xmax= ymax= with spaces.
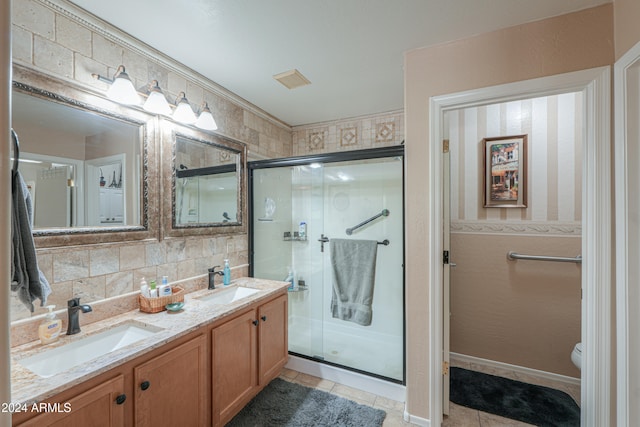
xmin=288 ymin=285 xmax=308 ymax=293
xmin=283 ymin=237 xmax=307 ymax=242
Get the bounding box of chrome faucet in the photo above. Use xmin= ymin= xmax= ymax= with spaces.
xmin=66 ymin=297 xmax=92 ymax=335
xmin=208 ymin=266 xmax=223 ymax=290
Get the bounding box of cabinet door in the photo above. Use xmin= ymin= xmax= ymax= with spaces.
xmin=135 ymin=335 xmax=207 ymax=427
xmin=16 ymin=375 xmax=126 ymax=427
xmin=212 ymin=309 xmax=258 ymax=426
xmin=258 ymin=294 xmax=288 ymax=385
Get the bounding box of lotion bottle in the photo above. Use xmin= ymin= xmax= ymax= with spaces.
xmin=38 ymin=305 xmax=62 ymax=345
xmin=223 ymin=259 xmax=231 ymax=286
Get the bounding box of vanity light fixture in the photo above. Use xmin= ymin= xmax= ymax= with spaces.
xmin=173 ymin=92 xmax=197 ymax=124
xmin=143 ymin=80 xmax=172 ymax=116
xmin=92 ymin=65 xmax=140 ymax=105
xmin=195 ymin=102 xmax=218 ymax=131
xmin=92 ymin=67 xmax=219 ymax=130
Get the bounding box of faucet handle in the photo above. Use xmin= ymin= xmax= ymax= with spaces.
xmin=67 ymin=297 xmax=80 ymax=307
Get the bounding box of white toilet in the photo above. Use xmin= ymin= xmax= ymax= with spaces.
xmin=571 ymin=342 xmax=582 ymax=370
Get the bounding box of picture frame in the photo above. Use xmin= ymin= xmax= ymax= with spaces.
xmin=482 ymin=134 xmax=527 ymax=208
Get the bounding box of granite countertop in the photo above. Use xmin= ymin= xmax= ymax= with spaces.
xmin=10 ymin=277 xmax=289 ymax=406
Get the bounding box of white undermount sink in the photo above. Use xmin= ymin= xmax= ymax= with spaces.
xmin=19 ymin=321 xmax=163 ymax=378
xmin=198 ymin=286 xmax=260 ymax=305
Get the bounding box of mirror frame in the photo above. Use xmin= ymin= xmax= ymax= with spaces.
xmin=12 ymin=64 xmax=159 ymax=248
xmin=161 ymin=121 xmax=247 ymax=238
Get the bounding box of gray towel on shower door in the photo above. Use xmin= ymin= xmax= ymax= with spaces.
xmin=329 ymin=239 xmax=378 ymax=326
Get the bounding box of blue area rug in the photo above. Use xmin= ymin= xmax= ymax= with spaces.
xmin=450 ymin=367 xmax=580 ymax=427
xmin=226 ymin=378 xmax=386 ymax=427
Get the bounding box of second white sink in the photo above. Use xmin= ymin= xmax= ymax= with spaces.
xmin=198 ymin=286 xmax=259 ymax=305
xmin=19 ymin=321 xmax=163 ymax=378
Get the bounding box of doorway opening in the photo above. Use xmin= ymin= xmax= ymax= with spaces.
xmin=428 ymin=67 xmax=611 ymax=427
xmin=442 ymin=92 xmax=583 ymax=422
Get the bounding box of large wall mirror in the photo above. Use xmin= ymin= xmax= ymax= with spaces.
xmin=162 ymin=123 xmax=247 ymax=237
xmin=12 ymin=65 xmax=159 ymax=247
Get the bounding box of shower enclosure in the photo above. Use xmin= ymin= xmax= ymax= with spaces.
xmin=250 ymin=147 xmax=404 ymax=382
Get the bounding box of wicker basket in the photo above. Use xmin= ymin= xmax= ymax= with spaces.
xmin=139 ymin=286 xmax=185 ymax=313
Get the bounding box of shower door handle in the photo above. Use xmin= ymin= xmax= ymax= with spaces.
xmin=318 ymin=234 xmax=329 ymax=252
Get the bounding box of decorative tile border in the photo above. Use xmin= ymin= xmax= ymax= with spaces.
xmin=339 ymin=126 xmax=358 ymax=147
xmin=451 ymin=220 xmax=581 ymax=236
xmin=375 ymin=122 xmax=395 ymax=143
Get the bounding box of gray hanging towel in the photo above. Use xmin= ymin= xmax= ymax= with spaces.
xmin=330 ymin=239 xmax=378 ymax=326
xmin=11 ymin=170 xmax=51 ymax=311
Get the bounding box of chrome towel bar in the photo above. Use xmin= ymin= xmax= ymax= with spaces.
xmin=507 ymin=251 xmax=582 ymax=264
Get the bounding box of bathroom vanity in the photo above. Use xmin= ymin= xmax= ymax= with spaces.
xmin=10 ymin=278 xmax=288 ymax=427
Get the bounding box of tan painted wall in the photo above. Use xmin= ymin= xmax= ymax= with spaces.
xmin=450 ymin=234 xmax=581 ymax=377
xmin=614 ymin=0 xmax=640 ymax=60
xmin=404 ymin=4 xmax=613 ymax=420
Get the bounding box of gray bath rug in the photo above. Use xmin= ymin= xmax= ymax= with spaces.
xmin=450 ymin=367 xmax=580 ymax=427
xmin=226 ymin=378 xmax=386 ymax=427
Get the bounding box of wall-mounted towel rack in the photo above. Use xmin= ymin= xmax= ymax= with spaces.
xmin=507 ymin=251 xmax=582 ymax=264
xmin=318 ymin=234 xmax=389 ymax=252
xmin=346 ymin=209 xmax=389 ymax=235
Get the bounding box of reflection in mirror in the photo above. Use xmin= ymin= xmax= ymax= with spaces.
xmin=174 ymin=136 xmax=239 ymax=226
xmin=12 ymin=89 xmax=142 ymax=230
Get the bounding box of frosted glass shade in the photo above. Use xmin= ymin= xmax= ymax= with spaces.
xmin=106 ymin=73 xmax=140 ymax=105
xmin=143 ymin=90 xmax=172 ymax=116
xmin=195 ymin=109 xmax=218 ymax=130
xmin=173 ymin=97 xmax=197 ymax=124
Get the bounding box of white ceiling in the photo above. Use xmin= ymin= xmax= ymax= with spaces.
xmin=69 ymin=0 xmax=609 ymax=127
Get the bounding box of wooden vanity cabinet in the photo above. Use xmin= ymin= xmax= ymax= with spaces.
xmin=212 ymin=293 xmax=288 ymax=426
xmin=15 ymin=375 xmax=126 ymax=427
xmin=258 ymin=294 xmax=289 ymax=385
xmin=13 ymin=288 xmax=287 ymax=427
xmin=134 ymin=334 xmax=207 ymax=427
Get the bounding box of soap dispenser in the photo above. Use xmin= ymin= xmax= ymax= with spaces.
xmin=223 ymin=259 xmax=231 ymax=286
xmin=39 ymin=305 xmax=62 ymax=345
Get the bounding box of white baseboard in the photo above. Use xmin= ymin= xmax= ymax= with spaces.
xmin=450 ymin=352 xmax=581 ymax=387
xmin=285 ymin=354 xmax=406 ymax=402
xmin=404 ymin=409 xmax=430 ymax=426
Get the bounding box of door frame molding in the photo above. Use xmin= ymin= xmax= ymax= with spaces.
xmin=614 ymin=40 xmax=640 ymax=427
xmin=428 ymin=67 xmax=611 ymax=427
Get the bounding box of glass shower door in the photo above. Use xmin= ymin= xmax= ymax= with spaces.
xmin=316 ymin=158 xmax=404 ymax=381
xmin=252 ymin=153 xmax=404 ymax=382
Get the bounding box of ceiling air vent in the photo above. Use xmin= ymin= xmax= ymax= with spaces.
xmin=273 ymin=69 xmax=311 ymax=89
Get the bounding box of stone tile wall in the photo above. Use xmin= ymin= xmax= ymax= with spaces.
xmin=9 ymin=0 xmax=291 ymax=322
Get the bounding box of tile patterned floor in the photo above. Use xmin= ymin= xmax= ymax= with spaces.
xmin=281 ymin=359 xmax=581 ymax=427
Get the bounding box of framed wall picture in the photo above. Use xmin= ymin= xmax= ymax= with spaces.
xmin=483 ymin=134 xmax=527 ymax=208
